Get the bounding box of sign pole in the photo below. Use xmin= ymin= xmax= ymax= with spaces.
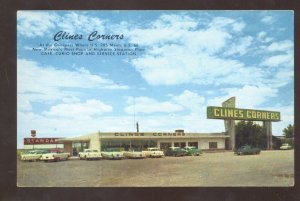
xmin=31 ymin=130 xmax=36 ymax=150
xmin=264 ymin=121 xmax=273 ymax=150
xmin=222 ymin=97 xmax=236 ymax=150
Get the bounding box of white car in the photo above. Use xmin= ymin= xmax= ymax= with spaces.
xmin=40 ymin=150 xmax=70 ymax=162
xmin=101 ymin=148 xmax=124 ymax=160
xmin=280 ymin=143 xmax=292 ymax=150
xmin=142 ymin=147 xmax=164 ymax=158
xmin=20 ymin=150 xmax=48 ymax=162
xmin=78 ymin=149 xmax=102 ymax=160
xmin=123 ymin=149 xmax=146 ymax=159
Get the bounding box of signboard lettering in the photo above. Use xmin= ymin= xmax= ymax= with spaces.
xmin=113 ymin=132 xmax=186 ymax=137
xmin=207 ymin=106 xmax=280 ymax=121
xmin=24 ymin=138 xmax=62 ymax=145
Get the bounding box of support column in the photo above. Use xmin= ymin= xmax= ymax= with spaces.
xmin=222 ymin=97 xmax=236 ymax=150
xmin=264 ymin=121 xmax=273 ymax=150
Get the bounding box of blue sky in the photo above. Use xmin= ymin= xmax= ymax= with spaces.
xmin=17 ymin=11 xmax=294 ymax=148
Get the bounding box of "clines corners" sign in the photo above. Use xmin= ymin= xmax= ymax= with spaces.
xmin=207 ymin=106 xmax=280 ymax=122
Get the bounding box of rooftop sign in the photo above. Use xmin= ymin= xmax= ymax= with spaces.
xmin=207 ymin=106 xmax=280 ymax=122
xmin=24 ymin=138 xmax=62 ymax=145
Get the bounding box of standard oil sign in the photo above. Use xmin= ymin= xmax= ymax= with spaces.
xmin=207 ymin=106 xmax=280 ymax=122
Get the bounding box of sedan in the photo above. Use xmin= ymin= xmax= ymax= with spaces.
xmin=235 ymin=145 xmax=261 ymax=155
xmin=165 ymin=147 xmax=187 ymax=157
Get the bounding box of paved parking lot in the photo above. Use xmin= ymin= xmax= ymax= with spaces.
xmin=17 ymin=150 xmax=294 ymax=187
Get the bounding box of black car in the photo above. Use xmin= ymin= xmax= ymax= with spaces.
xmin=165 ymin=147 xmax=187 ymax=157
xmin=235 ymin=145 xmax=261 ymax=155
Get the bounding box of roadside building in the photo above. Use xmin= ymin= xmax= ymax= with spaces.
xmin=59 ymin=129 xmax=229 ymax=156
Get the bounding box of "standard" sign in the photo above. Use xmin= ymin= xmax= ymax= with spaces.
xmin=24 ymin=138 xmax=62 ymax=145
xmin=207 ymin=106 xmax=280 ymax=122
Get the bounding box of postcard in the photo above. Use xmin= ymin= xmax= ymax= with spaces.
xmin=17 ymin=10 xmax=294 ymax=187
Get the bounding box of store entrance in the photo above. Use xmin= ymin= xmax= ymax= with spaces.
xmin=72 ymin=142 xmax=89 ymax=156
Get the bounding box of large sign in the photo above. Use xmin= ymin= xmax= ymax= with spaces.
xmin=24 ymin=138 xmax=62 ymax=145
xmin=207 ymin=106 xmax=280 ymax=122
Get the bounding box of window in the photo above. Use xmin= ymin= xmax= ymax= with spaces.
xmin=188 ymin=142 xmax=198 ymax=148
xmin=160 ymin=142 xmax=172 ymax=151
xmin=209 ymin=142 xmax=218 ymax=149
xmin=174 ymin=142 xmax=186 ymax=148
xmin=101 ymin=140 xmax=157 ymax=151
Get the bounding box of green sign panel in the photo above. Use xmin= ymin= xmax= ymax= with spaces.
xmin=207 ymin=106 xmax=280 ymax=122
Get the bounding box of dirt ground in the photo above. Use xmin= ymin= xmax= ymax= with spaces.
xmin=17 ymin=150 xmax=294 ymax=187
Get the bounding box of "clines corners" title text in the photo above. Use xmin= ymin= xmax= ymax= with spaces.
xmin=54 ymin=31 xmax=124 ymax=41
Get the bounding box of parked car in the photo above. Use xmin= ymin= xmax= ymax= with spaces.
xmin=165 ymin=147 xmax=187 ymax=157
xmin=40 ymin=149 xmax=70 ymax=162
xmin=78 ymin=149 xmax=102 ymax=160
xmin=142 ymin=147 xmax=165 ymax=158
xmin=280 ymin=143 xmax=292 ymax=150
xmin=235 ymin=145 xmax=261 ymax=155
xmin=101 ymin=148 xmax=124 ymax=160
xmin=20 ymin=150 xmax=49 ymax=162
xmin=123 ymin=149 xmax=146 ymax=159
xmin=183 ymin=146 xmax=202 ymax=156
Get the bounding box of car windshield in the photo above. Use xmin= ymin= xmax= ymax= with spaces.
xmin=27 ymin=150 xmax=38 ymax=154
xmin=36 ymin=150 xmax=49 ymax=154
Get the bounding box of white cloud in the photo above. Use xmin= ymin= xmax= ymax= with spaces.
xmin=57 ymin=12 xmax=105 ymax=34
xmin=261 ymin=16 xmax=274 ymax=24
xmin=127 ymin=14 xmax=198 ymax=46
xmin=225 ymin=36 xmax=253 ymax=56
xmin=43 ymin=99 xmax=112 ymax=117
xmin=208 ymin=85 xmax=278 ymax=108
xmin=266 ymin=40 xmax=293 ymax=52
xmin=17 ymin=59 xmax=128 ymax=110
xmin=17 ymin=11 xmax=58 ymax=37
xmin=261 ymin=53 xmax=293 ymax=67
xmin=124 ymin=97 xmax=183 ymax=114
xmin=209 ymin=17 xmax=245 ymax=32
xmin=171 ymin=90 xmax=205 ymax=113
xmin=17 ymin=95 xmax=32 ymax=111
xmin=125 ymin=90 xmax=206 ymax=115
xmin=126 ymin=14 xmax=273 ymax=87
xmin=17 ymin=11 xmax=106 ymax=38
xmin=257 ymin=31 xmax=273 ymax=43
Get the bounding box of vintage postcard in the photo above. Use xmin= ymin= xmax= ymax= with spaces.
xmin=17 ymin=10 xmax=294 ymax=187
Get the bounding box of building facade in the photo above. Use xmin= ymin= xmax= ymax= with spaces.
xmin=59 ymin=130 xmax=229 ymax=156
